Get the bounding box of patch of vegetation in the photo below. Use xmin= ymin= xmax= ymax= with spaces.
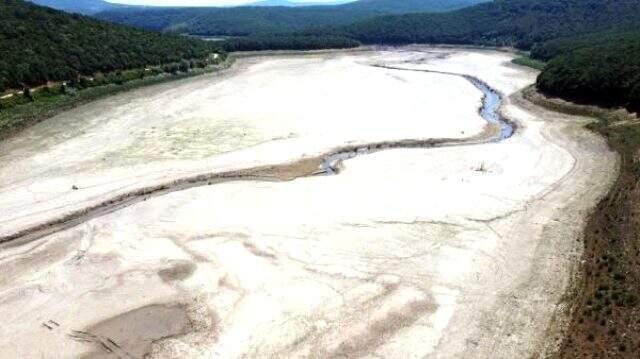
xmin=511 ymin=54 xmax=546 ymax=71
xmin=222 ymin=35 xmax=360 ymax=52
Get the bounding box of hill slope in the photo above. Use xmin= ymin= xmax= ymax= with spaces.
xmin=0 ymin=0 xmax=218 ymax=91
xmin=96 ymin=0 xmax=488 ymax=36
xmin=341 ymin=0 xmax=640 ymax=49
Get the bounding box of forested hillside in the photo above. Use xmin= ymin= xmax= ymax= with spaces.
xmin=96 ymin=0 xmax=488 ymax=36
xmin=340 ymin=0 xmax=640 ymax=49
xmin=0 ymin=0 xmax=220 ymax=91
xmin=536 ymin=29 xmax=640 ymax=112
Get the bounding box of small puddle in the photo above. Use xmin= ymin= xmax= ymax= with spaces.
xmin=75 ymin=304 xmax=192 ymax=359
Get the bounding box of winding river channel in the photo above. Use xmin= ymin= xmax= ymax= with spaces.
xmin=0 ymin=63 xmax=512 ymax=245
xmin=320 ymin=65 xmax=513 ymax=174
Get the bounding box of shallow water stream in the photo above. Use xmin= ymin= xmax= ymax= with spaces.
xmin=320 ymin=66 xmax=513 ymax=174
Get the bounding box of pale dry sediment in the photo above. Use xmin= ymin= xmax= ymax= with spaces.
xmin=0 ymin=50 xmax=486 ymax=239
xmin=0 ymin=48 xmax=617 ymax=358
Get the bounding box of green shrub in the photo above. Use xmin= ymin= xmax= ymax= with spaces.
xmin=23 ymin=87 xmax=33 ymax=101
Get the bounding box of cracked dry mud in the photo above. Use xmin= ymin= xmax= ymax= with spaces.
xmin=0 ymin=47 xmax=617 ymax=358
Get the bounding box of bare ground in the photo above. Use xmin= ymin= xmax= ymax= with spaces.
xmin=0 ymin=48 xmax=619 ymax=358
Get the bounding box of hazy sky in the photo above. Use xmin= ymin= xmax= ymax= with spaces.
xmin=109 ymin=0 xmax=340 ymax=6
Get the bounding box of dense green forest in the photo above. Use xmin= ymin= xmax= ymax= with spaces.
xmin=96 ymin=0 xmax=488 ymax=36
xmin=337 ymin=0 xmax=640 ymax=49
xmin=0 ymin=0 xmax=221 ymax=91
xmin=531 ymin=27 xmax=640 ymax=61
xmin=536 ymin=29 xmax=640 ymax=112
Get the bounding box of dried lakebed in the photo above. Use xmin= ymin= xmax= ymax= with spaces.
xmin=0 ymin=48 xmax=617 ymax=358
xmin=0 ymin=60 xmax=510 ymax=245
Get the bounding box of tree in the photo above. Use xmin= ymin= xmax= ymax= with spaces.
xmin=629 ymin=83 xmax=640 ymax=112
xmin=179 ymin=60 xmax=191 ymax=73
xmin=23 ymin=87 xmax=33 ymax=101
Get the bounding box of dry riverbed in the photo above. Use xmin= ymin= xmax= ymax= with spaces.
xmin=0 ymin=47 xmax=617 ymax=358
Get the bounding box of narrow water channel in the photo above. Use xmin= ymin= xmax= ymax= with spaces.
xmin=320 ymin=66 xmax=513 ymax=174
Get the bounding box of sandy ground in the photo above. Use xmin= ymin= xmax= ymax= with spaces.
xmin=0 ymin=48 xmax=617 ymax=358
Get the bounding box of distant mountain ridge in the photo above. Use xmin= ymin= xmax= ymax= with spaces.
xmin=28 ymin=0 xmax=120 ymax=14
xmin=96 ymin=0 xmax=489 ymax=36
xmin=248 ymin=0 xmax=355 ymax=6
xmin=344 ymin=0 xmax=485 ymax=12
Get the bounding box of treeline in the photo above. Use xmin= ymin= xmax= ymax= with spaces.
xmin=0 ymin=57 xmax=222 ymax=109
xmin=0 ymin=0 xmax=222 ymax=92
xmin=536 ymin=29 xmax=640 ymax=112
xmin=222 ymin=35 xmax=359 ymax=52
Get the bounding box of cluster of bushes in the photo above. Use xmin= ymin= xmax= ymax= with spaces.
xmin=222 ymin=35 xmax=360 ymax=52
xmin=511 ymin=55 xmax=546 ymax=71
xmin=0 ymin=0 xmax=223 ymax=91
xmin=0 ymin=53 xmax=227 ymax=110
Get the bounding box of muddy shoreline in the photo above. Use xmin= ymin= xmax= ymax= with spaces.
xmin=525 ymin=88 xmax=640 ymax=357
